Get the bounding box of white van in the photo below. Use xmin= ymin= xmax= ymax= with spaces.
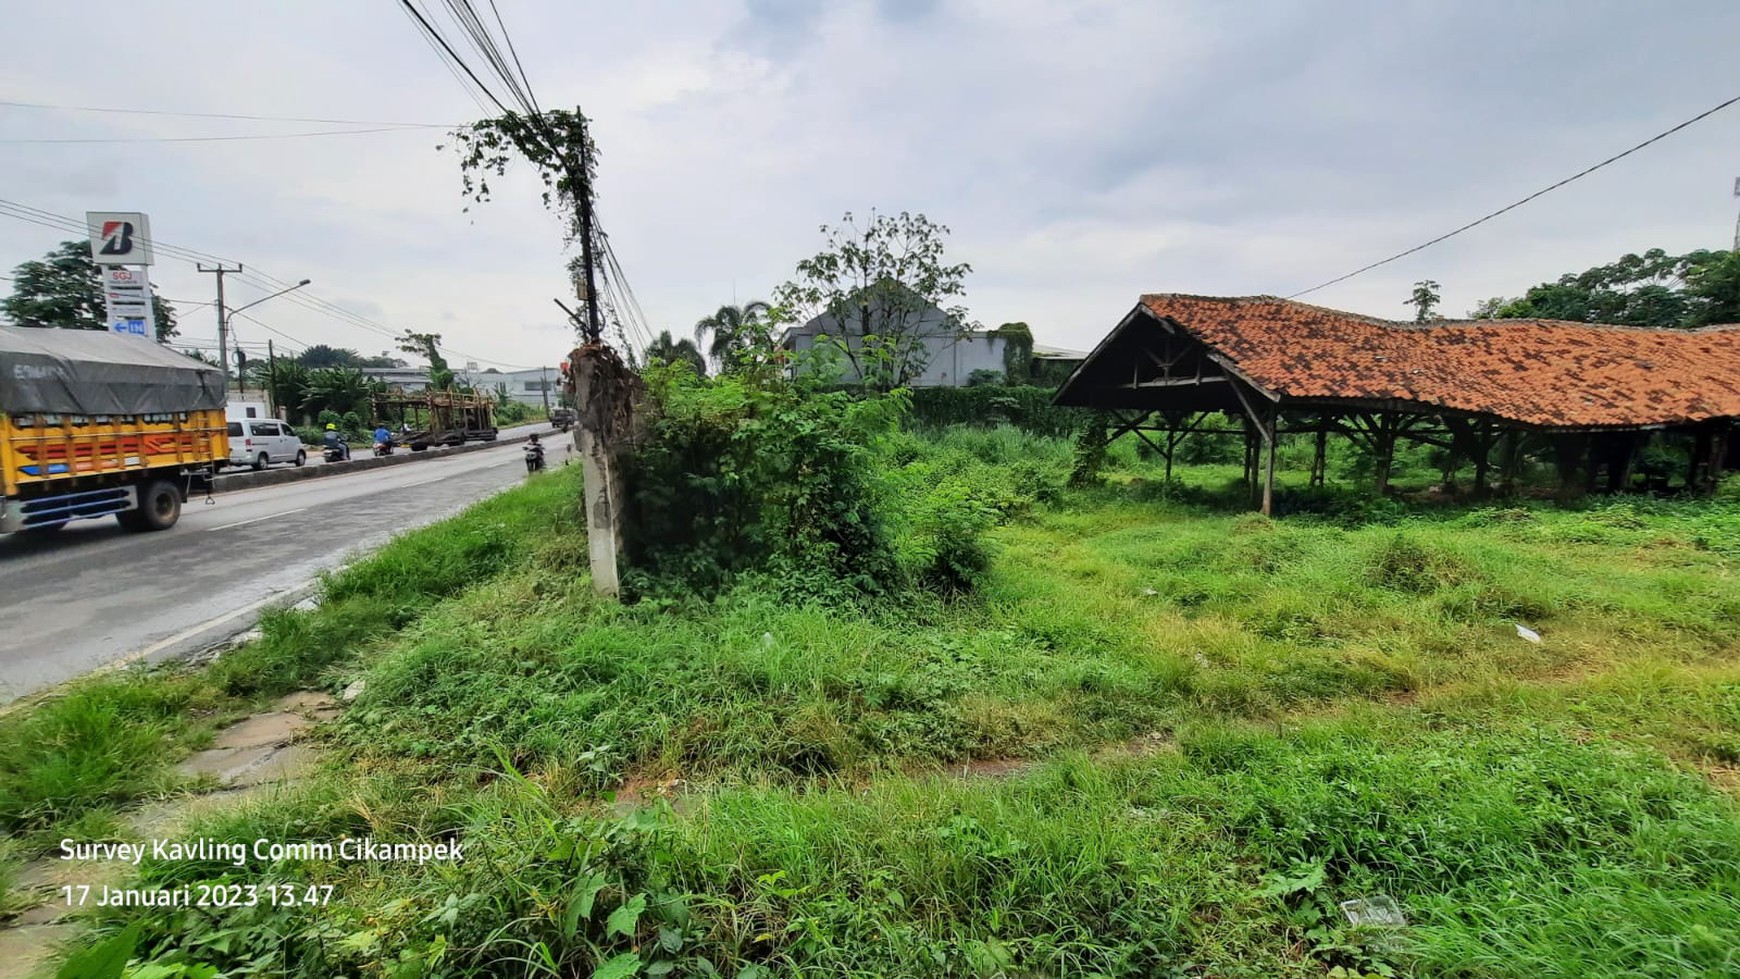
xmin=227 ymin=417 xmax=306 ymax=470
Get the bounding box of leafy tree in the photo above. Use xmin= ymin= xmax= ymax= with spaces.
xmin=1474 ymin=248 xmax=1739 ymax=326
xmin=645 ymin=330 xmax=707 ymax=376
xmin=3 ymin=239 xmax=177 ymax=340
xmin=772 ymin=211 xmax=974 ymax=391
xmin=397 ymin=330 xmax=454 ymax=390
xmin=302 ymin=367 xmax=378 ymax=419
xmin=1405 ymin=280 xmax=1442 ymax=322
xmin=297 ymin=344 xmax=362 ymax=369
xmin=693 ymin=301 xmax=773 ymax=368
xmin=250 ymin=359 xmax=312 ymax=423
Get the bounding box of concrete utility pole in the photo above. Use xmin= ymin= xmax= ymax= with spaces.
xmin=540 ymin=365 xmax=551 ymax=415
xmin=1732 ymin=177 xmax=1739 ymax=251
xmin=197 ymin=263 xmax=242 ymax=387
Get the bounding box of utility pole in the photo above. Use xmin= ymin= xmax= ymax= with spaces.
xmin=540 ymin=365 xmax=551 ymax=415
xmin=197 ymin=263 xmax=242 ymax=392
xmin=574 ymin=109 xmax=602 ymax=343
xmin=267 ymin=339 xmax=280 ymax=418
xmin=1732 ymin=177 xmax=1739 ymax=251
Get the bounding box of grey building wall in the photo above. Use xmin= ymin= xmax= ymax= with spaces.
xmin=782 ymin=306 xmax=1009 ymax=387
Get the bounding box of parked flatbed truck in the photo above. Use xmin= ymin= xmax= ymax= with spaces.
xmin=0 ymin=327 xmax=226 ymax=534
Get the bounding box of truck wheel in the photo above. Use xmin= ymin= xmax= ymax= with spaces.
xmin=122 ymin=479 xmax=181 ymax=532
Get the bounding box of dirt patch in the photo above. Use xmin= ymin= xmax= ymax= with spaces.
xmin=0 ymin=921 xmax=78 ymax=979
xmin=613 ymin=776 xmax=690 ymax=816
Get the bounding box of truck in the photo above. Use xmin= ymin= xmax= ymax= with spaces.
xmin=548 ymin=406 xmax=575 ymax=432
xmin=1 ymin=327 xmax=227 ymax=534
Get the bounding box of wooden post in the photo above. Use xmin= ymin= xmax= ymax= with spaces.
xmin=1261 ymin=410 xmax=1278 ymax=517
xmin=571 ymin=344 xmax=646 ymax=598
xmin=1500 ymin=430 xmax=1523 ymax=489
xmin=1311 ymin=422 xmax=1328 ymax=488
xmin=1710 ymin=426 xmax=1730 ymax=497
xmin=1687 ymin=428 xmax=1712 ymax=494
xmin=1603 ymin=433 xmax=1640 ymax=493
xmin=1373 ymin=416 xmax=1396 ymax=497
xmin=1552 ymin=433 xmax=1589 ymax=501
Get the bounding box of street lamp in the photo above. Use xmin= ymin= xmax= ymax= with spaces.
xmin=221 ymin=279 xmax=310 ymax=394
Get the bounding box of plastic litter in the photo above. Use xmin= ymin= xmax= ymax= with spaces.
xmin=1515 ymin=623 xmax=1542 ymax=643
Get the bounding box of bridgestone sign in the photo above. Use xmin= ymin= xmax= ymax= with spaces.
xmin=88 ymin=211 xmax=156 ymax=337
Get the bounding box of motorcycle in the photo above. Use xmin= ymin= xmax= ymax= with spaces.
xmin=373 ymin=440 xmax=394 ymax=457
xmin=524 ymin=441 xmax=546 ymax=473
xmin=323 ymin=439 xmax=350 ymax=463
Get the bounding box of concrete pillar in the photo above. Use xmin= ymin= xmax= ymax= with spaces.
xmin=571 ymin=344 xmax=646 ymax=599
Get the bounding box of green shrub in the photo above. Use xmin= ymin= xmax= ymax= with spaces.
xmin=624 ymin=368 xmax=905 ymax=599
xmin=899 ymin=479 xmax=1002 ymax=594
xmin=907 ymin=385 xmax=1083 ymax=438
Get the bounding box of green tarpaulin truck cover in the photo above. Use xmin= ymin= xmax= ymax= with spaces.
xmin=0 ymin=327 xmax=225 ymax=416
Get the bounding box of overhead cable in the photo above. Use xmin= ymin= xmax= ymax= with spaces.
xmin=1287 ymin=92 xmax=1740 ymax=298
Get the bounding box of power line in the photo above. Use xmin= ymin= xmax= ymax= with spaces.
xmin=1287 ymin=92 xmax=1740 ymax=299
xmin=0 ymin=99 xmax=453 ymax=128
xmin=397 ymin=0 xmax=513 ymax=116
xmin=0 ymin=127 xmax=438 ymax=145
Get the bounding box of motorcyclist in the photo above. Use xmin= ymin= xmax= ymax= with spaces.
xmin=322 ymin=423 xmax=349 ymax=461
xmin=373 ymin=424 xmax=392 ymax=455
xmin=524 ymin=433 xmax=545 ymax=473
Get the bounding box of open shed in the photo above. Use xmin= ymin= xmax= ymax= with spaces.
xmin=1054 ymin=295 xmax=1740 ymax=513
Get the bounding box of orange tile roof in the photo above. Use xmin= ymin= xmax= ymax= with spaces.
xmin=1136 ymin=294 xmax=1740 ymax=428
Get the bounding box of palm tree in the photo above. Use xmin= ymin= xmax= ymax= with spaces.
xmin=645 ymin=330 xmax=708 ymax=376
xmin=693 ymin=300 xmax=772 ymax=369
xmin=249 ymin=359 xmax=312 ymax=423
xmin=302 ymin=367 xmax=379 ymax=419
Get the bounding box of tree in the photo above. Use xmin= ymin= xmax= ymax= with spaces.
xmin=1405 ymin=280 xmax=1442 ymax=322
xmin=772 ymin=211 xmax=974 ymax=390
xmin=3 ymin=239 xmax=177 ymax=340
xmin=397 ymin=331 xmax=454 ymax=390
xmin=693 ymin=301 xmax=773 ymax=368
xmin=645 ymin=330 xmax=707 ymax=376
xmin=302 ymin=367 xmax=378 ymax=419
xmin=1475 ymin=248 xmax=1738 ymax=326
xmin=297 ymin=344 xmax=362 ymax=369
xmin=250 ymin=358 xmax=312 ymax=423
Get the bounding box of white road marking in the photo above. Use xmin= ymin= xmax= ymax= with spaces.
xmin=208 ymin=507 xmax=308 ymax=532
xmin=106 ymin=589 xmax=295 ymax=669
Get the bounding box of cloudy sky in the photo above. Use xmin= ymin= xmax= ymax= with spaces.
xmin=2 ymin=0 xmax=1737 ymax=371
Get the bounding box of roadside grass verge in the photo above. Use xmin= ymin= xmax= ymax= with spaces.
xmin=0 ymin=467 xmax=585 ymax=858
xmin=101 ymin=710 xmax=1740 ymax=977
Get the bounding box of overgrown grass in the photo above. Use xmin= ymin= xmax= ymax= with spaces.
xmin=0 ymin=468 xmax=585 ymax=854
xmin=15 ymin=425 xmax=1740 ymax=976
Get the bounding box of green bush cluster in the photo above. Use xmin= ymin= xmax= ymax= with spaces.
xmin=624 ymin=367 xmax=907 ymax=600
xmin=625 ymin=370 xmax=1063 ymax=602
xmin=907 ymin=385 xmax=1083 ymax=438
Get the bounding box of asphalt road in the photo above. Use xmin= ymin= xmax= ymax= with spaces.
xmin=0 ymin=424 xmax=572 ymax=704
xmin=212 ymin=421 xmax=560 ymax=475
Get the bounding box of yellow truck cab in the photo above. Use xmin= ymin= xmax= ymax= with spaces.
xmin=0 ymin=327 xmax=226 ymax=534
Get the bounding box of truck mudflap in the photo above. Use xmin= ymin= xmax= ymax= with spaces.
xmin=1 ymin=485 xmax=137 ymax=533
